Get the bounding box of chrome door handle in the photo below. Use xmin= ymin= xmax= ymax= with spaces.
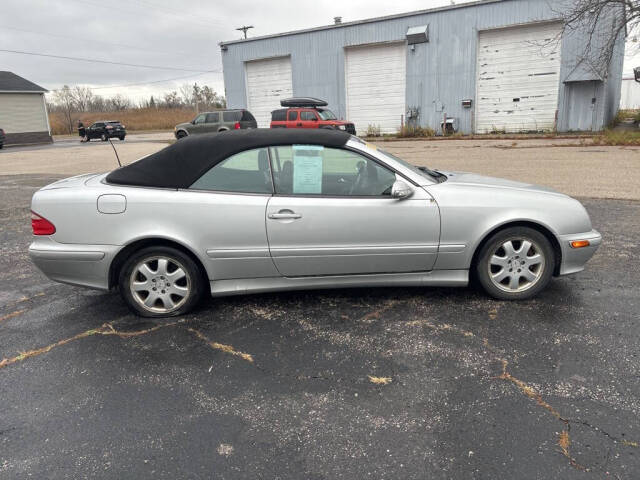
xmin=268 ymin=212 xmax=302 ymax=220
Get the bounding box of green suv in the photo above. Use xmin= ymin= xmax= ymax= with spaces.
xmin=174 ymin=109 xmax=257 ymax=138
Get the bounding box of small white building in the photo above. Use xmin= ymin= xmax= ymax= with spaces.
xmin=0 ymin=71 xmax=51 ymax=146
xmin=620 ymin=77 xmax=640 ymax=110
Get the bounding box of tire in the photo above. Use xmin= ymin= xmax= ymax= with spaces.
xmin=101 ymin=133 xmax=108 ymax=141
xmin=119 ymin=136 xmax=125 ymax=141
xmin=118 ymin=246 xmax=205 ymax=317
xmin=176 ymin=131 xmax=188 ymax=139
xmin=0 ymin=143 xmax=3 ymax=149
xmin=475 ymin=226 xmax=554 ymax=300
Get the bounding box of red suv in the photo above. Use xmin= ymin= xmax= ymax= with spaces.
xmin=270 ymin=98 xmax=356 ymax=134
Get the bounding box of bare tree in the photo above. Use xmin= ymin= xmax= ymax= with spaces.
xmin=163 ymin=91 xmax=182 ymax=108
xmin=71 ymin=85 xmax=94 ymax=112
xmin=51 ymin=85 xmax=76 ymax=134
xmin=555 ymin=0 xmax=628 ymax=76
xmin=179 ymin=83 xmax=194 ymax=107
xmin=109 ymin=94 xmax=131 ymax=111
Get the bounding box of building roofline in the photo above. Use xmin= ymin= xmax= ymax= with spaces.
xmin=220 ymin=0 xmax=510 ymax=46
xmin=0 ymin=90 xmax=47 ymax=94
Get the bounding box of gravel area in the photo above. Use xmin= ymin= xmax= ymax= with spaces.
xmin=0 ymin=134 xmax=638 ymax=200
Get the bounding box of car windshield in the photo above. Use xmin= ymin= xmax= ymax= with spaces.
xmin=317 ymin=109 xmax=337 ymax=120
xmin=350 ymin=137 xmax=445 ymax=183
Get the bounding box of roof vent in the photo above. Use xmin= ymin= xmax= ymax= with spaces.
xmin=406 ymin=25 xmax=429 ymax=45
xmin=334 ymin=16 xmax=342 ymax=25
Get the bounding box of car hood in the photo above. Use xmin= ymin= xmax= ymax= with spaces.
xmin=436 ymin=171 xmax=564 ymax=196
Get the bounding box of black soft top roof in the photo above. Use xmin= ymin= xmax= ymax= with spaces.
xmin=106 ymin=128 xmax=351 ymax=189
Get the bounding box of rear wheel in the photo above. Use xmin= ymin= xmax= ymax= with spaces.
xmin=475 ymin=227 xmax=554 ymax=300
xmin=119 ymin=136 xmax=125 ymax=141
xmin=118 ymin=246 xmax=204 ymax=317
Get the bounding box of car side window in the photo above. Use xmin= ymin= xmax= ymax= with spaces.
xmin=205 ymin=112 xmax=219 ymax=123
xmin=189 ymin=148 xmax=272 ymax=194
xmin=300 ymin=111 xmax=316 ymax=121
xmin=193 ymin=114 xmax=206 ymax=124
xmin=223 ymin=111 xmax=241 ymax=122
xmin=269 ymin=145 xmax=396 ymax=196
xmin=287 ymin=110 xmax=298 ymax=121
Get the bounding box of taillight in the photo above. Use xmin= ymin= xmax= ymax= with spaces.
xmin=31 ymin=211 xmax=56 ymax=235
xmin=234 ymin=122 xmax=241 ymax=129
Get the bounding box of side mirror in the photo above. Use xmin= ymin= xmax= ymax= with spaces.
xmin=391 ymin=179 xmax=414 ymax=199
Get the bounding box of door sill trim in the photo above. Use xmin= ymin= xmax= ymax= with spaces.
xmin=209 ymin=270 xmax=468 ymax=297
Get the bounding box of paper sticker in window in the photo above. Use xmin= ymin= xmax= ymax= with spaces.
xmin=292 ymin=145 xmax=323 ymax=194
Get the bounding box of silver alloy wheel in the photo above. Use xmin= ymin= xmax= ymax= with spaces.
xmin=488 ymin=238 xmax=545 ymax=293
xmin=129 ymin=256 xmax=190 ymax=314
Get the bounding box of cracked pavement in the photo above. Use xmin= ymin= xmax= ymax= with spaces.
xmin=0 ymin=173 xmax=639 ymax=479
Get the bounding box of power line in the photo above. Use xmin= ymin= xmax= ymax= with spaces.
xmin=0 ymin=24 xmax=211 ymax=59
xmin=126 ymin=0 xmax=229 ymax=28
xmin=0 ymin=48 xmax=217 ymax=72
xmin=88 ymin=72 xmax=219 ymax=91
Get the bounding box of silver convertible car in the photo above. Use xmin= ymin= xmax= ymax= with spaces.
xmin=29 ymin=129 xmax=601 ymax=317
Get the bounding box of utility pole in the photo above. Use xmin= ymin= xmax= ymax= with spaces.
xmin=236 ymin=25 xmax=254 ymax=39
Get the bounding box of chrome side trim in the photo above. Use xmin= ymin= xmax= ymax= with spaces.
xmin=29 ymin=249 xmax=106 ymax=261
xmin=270 ymin=245 xmax=439 ymax=257
xmin=206 ymin=248 xmax=270 ymax=259
xmin=438 ymin=244 xmax=466 ymax=253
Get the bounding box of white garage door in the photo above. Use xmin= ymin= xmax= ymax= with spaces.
xmin=346 ymin=43 xmax=406 ymax=135
xmin=245 ymin=56 xmax=293 ymax=128
xmin=476 ymin=22 xmax=562 ymax=133
xmin=0 ymin=93 xmax=49 ymax=133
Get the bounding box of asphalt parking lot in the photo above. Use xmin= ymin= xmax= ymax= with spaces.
xmin=1 ymin=136 xmax=639 ymax=478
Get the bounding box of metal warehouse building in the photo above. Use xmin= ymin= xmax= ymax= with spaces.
xmin=220 ymin=0 xmax=625 ymax=135
xmin=0 ymin=71 xmax=52 ymax=146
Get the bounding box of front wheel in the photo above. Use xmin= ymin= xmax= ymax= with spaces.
xmin=119 ymin=246 xmax=204 ymax=317
xmin=475 ymin=227 xmax=554 ymax=300
xmin=101 ymin=133 xmax=108 ymax=141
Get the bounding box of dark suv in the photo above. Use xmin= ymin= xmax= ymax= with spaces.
xmin=0 ymin=128 xmax=5 ymax=149
xmin=270 ymin=98 xmax=356 ymax=134
xmin=174 ymin=109 xmax=257 ymax=139
xmin=86 ymin=121 xmax=126 ymax=141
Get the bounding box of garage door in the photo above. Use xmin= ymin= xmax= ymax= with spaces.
xmin=346 ymin=43 xmax=406 ymax=135
xmin=245 ymin=56 xmax=293 ymax=128
xmin=476 ymin=22 xmax=562 ymax=133
xmin=0 ymin=93 xmax=49 ymax=133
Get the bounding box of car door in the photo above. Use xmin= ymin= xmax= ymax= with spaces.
xmin=88 ymin=123 xmax=103 ymax=139
xmin=299 ymin=110 xmax=319 ymax=128
xmin=204 ymin=112 xmax=220 ymax=132
xmin=190 ymin=113 xmax=207 ymax=134
xmin=287 ymin=110 xmax=299 ymax=128
xmin=266 ymin=145 xmax=440 ymax=276
xmin=184 ymin=147 xmax=278 ymax=280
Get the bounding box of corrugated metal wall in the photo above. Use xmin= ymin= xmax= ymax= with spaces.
xmin=221 ymin=0 xmax=624 ymax=134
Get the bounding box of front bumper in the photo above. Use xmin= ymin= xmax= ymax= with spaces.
xmin=558 ymin=229 xmax=602 ymax=276
xmin=29 ymin=237 xmax=120 ymax=290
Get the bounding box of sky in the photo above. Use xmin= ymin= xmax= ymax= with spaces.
xmin=1 ymin=0 xmax=473 ymax=102
xmin=1 ymin=0 xmax=638 ymax=103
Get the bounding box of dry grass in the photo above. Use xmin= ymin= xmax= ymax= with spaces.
xmin=49 ymin=108 xmax=198 ymax=135
xmin=368 ymin=375 xmax=392 ymax=385
xmin=593 ymin=129 xmax=640 ymax=146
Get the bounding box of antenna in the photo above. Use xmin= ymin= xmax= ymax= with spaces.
xmin=236 ymin=25 xmax=254 ymax=39
xmin=107 ymin=136 xmax=122 ymax=167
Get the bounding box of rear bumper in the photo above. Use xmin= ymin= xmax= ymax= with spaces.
xmin=29 ymin=237 xmax=119 ymax=290
xmin=558 ymin=229 xmax=602 ymax=276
